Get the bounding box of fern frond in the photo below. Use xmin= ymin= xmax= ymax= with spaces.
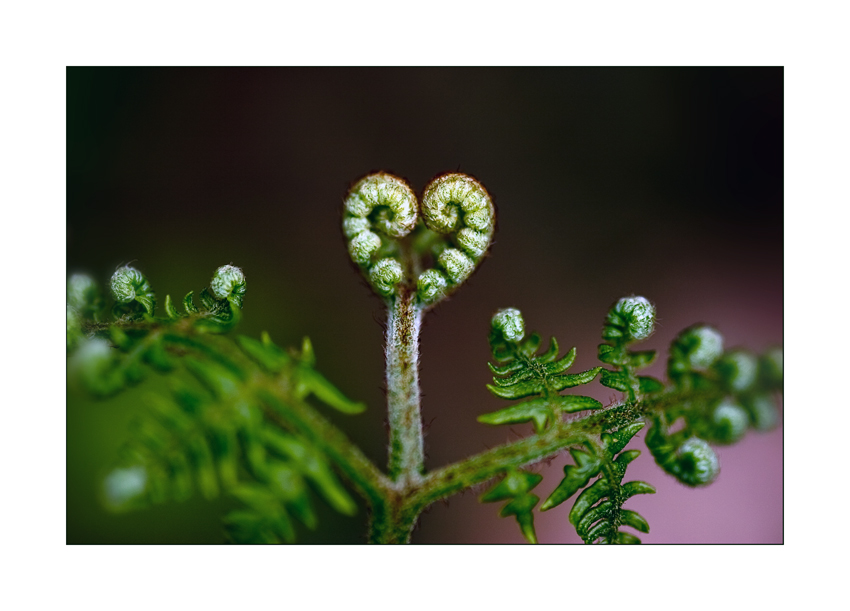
xmin=643 ymin=326 xmax=783 ymax=485
xmin=480 ymin=469 xmax=543 ymax=543
xmin=645 ymin=419 xmax=720 ymax=487
xmin=542 ymin=422 xmax=656 ymax=543
xmin=479 ymin=308 xmax=603 ymax=433
xmin=70 ymin=264 xmax=368 ymax=543
xmin=598 ymin=296 xmax=662 ymax=401
xmin=102 ymin=346 xmax=361 ymax=543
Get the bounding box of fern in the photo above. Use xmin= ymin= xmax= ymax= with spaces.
xmin=480 ymin=469 xmax=544 ymax=544
xmin=72 ymin=265 xmax=367 ymax=543
xmin=67 ymin=171 xmax=783 ymax=544
xmin=479 ymin=307 xmax=604 ymax=432
xmin=541 ymin=422 xmax=655 ymax=544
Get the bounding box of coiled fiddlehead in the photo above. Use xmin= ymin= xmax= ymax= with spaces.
xmin=667 ymin=323 xmax=725 ymax=390
xmin=598 ymin=296 xmax=663 ymax=400
xmin=210 ymin=264 xmax=247 ymax=308
xmin=645 ymin=420 xmax=720 ymax=487
xmin=417 ymin=173 xmax=495 ymax=304
xmin=343 ymin=173 xmax=418 ymax=297
xmin=342 ymin=172 xmax=495 ymax=305
xmin=110 ymin=265 xmax=156 ymax=318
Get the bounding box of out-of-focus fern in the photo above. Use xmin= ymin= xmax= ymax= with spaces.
xmin=642 ymin=324 xmax=783 ymax=487
xmin=70 ymin=264 xmax=365 ymax=543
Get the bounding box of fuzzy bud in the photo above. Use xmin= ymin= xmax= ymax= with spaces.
xmin=675 ymin=438 xmax=720 ymax=486
xmin=492 ymin=308 xmax=525 ymax=343
xmin=417 ymin=269 xmax=448 ymax=304
xmin=110 ymin=266 xmax=155 ymax=316
xmin=604 ymin=296 xmax=656 ymax=343
xmin=715 ymin=349 xmax=758 ymax=393
xmin=211 ymin=264 xmax=247 ymax=308
xmin=712 ymin=400 xmax=749 ymax=444
xmin=672 ymin=324 xmax=724 ymax=372
xmin=437 ymin=248 xmax=476 ymax=284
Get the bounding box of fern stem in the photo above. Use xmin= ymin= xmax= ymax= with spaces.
xmin=407 ymin=386 xmax=729 ymax=514
xmin=385 ymin=289 xmax=426 ymax=484
xmin=411 ymin=420 xmax=586 ymax=510
xmin=366 ymin=490 xmax=420 ymax=544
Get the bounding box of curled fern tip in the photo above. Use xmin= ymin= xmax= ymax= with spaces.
xmin=491 ymin=308 xmax=525 ymax=343
xmin=211 ymin=264 xmax=247 ymax=308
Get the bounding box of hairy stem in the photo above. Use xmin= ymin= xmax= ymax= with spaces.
xmin=385 ymin=289 xmax=425 ymax=484
xmin=412 ymin=419 xmax=586 ymax=510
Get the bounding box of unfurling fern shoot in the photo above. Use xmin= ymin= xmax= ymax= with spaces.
xmin=67 ymin=169 xmax=782 ymax=544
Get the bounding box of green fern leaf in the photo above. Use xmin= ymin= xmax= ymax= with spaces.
xmin=540 ymin=447 xmax=603 ymax=511
xmin=549 ymin=422 xmax=656 ymax=543
xmin=481 ymin=469 xmax=543 ymax=543
xmin=477 ymin=401 xmax=553 ymax=433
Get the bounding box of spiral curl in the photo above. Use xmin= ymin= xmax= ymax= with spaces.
xmin=343 ymin=173 xmax=418 ymax=297
xmin=669 ymin=324 xmax=724 ymax=373
xmin=110 ymin=266 xmax=156 ymax=317
xmin=711 ymin=400 xmax=749 ymax=444
xmin=342 ymin=172 xmax=495 ymax=304
xmin=417 ymin=173 xmax=495 ymax=303
xmin=646 ymin=422 xmax=720 ymax=487
xmin=491 ymin=308 xmax=525 ymax=343
xmin=211 ymin=264 xmax=247 ymax=308
xmin=602 ymin=296 xmax=656 ymax=343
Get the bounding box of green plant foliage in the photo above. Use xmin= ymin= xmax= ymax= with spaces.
xmin=480 ymin=469 xmax=544 ymax=544
xmin=69 ymin=264 xmax=364 ymax=543
xmin=479 ymin=308 xmax=603 ymax=434
xmin=68 ymin=171 xmax=783 ymax=544
xmin=598 ymin=296 xmax=663 ymax=400
xmin=547 ymin=422 xmax=656 ymax=544
xmin=640 ymin=325 xmax=783 ymax=487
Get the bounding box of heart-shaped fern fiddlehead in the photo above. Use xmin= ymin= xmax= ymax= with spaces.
xmin=342 ymin=172 xmax=495 ymax=306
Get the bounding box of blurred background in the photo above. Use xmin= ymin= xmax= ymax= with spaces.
xmin=67 ymin=67 xmax=782 ymax=544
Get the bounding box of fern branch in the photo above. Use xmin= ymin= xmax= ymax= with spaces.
xmin=385 ymin=289 xmax=425 ymax=485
